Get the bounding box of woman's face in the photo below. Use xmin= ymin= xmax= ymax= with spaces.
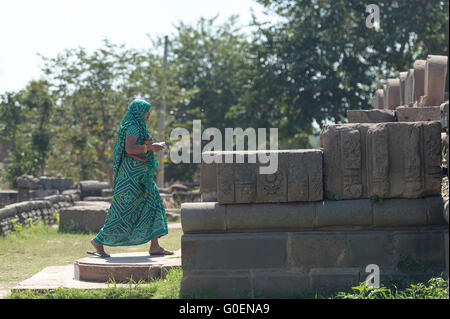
xmin=144 ymin=109 xmax=151 ymax=122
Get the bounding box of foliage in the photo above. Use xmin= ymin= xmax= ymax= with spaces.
xmin=334 ymin=277 xmax=449 ymax=299
xmin=243 ymin=0 xmax=448 ymax=149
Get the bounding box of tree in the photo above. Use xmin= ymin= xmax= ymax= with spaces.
xmin=241 ymin=0 xmax=448 ymax=148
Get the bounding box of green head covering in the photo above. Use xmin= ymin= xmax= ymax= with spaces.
xmin=113 ymin=99 xmax=152 ymax=186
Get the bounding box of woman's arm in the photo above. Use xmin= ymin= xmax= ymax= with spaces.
xmin=125 ymin=135 xmax=147 ymax=155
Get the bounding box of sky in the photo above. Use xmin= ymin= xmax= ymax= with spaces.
xmin=0 ymin=0 xmax=269 ymax=93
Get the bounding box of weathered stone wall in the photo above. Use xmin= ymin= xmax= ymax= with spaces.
xmin=180 ymin=197 xmax=447 ymax=297
xmin=0 ymin=194 xmax=77 ymax=236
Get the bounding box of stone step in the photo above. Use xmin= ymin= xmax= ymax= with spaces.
xmin=74 ymin=250 xmax=181 ymax=283
xmin=181 ymin=197 xmax=446 ymax=233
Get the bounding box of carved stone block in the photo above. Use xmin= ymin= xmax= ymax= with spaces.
xmin=216 ymin=150 xmax=323 ymax=204
xmin=320 ymin=122 xmax=441 ymax=200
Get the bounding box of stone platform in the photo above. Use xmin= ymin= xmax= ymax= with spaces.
xmin=74 ymin=250 xmax=181 ymax=283
xmin=11 ymin=250 xmax=181 ymax=293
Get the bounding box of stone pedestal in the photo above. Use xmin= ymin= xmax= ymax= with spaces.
xmin=424 ymin=55 xmax=448 ymax=106
xmin=374 ymin=89 xmax=385 ymax=109
xmin=413 ymin=60 xmax=426 ymax=103
xmin=384 ymin=78 xmax=401 ymax=110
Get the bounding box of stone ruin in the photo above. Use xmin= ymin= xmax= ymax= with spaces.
xmin=179 ymin=54 xmax=449 ymax=298
xmin=0 ymin=176 xmax=115 ymax=235
xmin=348 ymin=54 xmax=448 ymax=124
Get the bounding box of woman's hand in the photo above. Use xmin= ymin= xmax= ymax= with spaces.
xmin=149 ymin=143 xmax=164 ymax=151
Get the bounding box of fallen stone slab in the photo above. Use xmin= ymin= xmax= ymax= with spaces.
xmin=320 ymin=121 xmax=442 ymax=200
xmin=347 ymin=109 xmax=396 ymax=123
xmin=79 ymin=180 xmax=110 ymax=198
xmin=59 ymin=203 xmax=109 ymax=233
xmin=74 ymin=250 xmax=181 ymax=283
xmin=396 ymin=106 xmax=440 ymax=122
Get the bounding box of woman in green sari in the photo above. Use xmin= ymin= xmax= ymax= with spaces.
xmin=89 ymin=99 xmax=173 ymax=257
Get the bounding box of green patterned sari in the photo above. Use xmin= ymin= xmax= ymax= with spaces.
xmin=94 ymin=99 xmax=168 ymax=246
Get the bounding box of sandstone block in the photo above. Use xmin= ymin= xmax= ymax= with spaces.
xmin=80 ymin=180 xmax=110 ymax=198
xmin=180 ymin=271 xmax=252 ymax=298
xmin=347 ymin=232 xmax=395 ymax=269
xmin=309 ymin=268 xmax=361 ymax=293
xmin=181 ymin=233 xmax=287 ymax=270
xmin=199 ymin=155 xmax=217 ymax=202
xmin=251 ymin=271 xmax=311 ymax=297
xmin=226 ymin=202 xmax=316 ymax=231
xmin=181 ymin=202 xmax=226 ymax=233
xmin=373 ymin=89 xmax=385 ymax=109
xmin=320 ymin=122 xmax=441 ymax=200
xmin=216 ymin=150 xmax=323 ymax=204
xmin=287 ymin=232 xmax=350 ymax=270
xmin=404 ymin=69 xmax=415 ymax=105
xmin=424 ymin=55 xmax=448 ymax=106
xmin=413 ymin=60 xmax=426 ymax=103
xmin=373 ymin=198 xmax=427 ymax=227
xmin=59 ymin=204 xmax=109 ymax=232
xmin=399 ymin=71 xmax=408 ymax=105
xmin=315 ymin=199 xmax=372 ymax=228
xmin=396 ymin=106 xmax=440 ymax=122
xmin=393 ymin=230 xmax=446 ymax=272
xmin=384 ymin=78 xmax=401 ymax=110
xmin=347 ymin=109 xmax=396 ymax=123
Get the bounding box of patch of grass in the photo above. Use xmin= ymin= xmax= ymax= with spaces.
xmin=7 ymin=267 xmax=183 ymax=299
xmin=333 ymin=277 xmax=449 ymax=299
xmin=0 ymin=221 xmax=182 ymax=284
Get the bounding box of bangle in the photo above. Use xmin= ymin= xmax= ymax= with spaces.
xmin=143 ymin=144 xmax=147 ymax=153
